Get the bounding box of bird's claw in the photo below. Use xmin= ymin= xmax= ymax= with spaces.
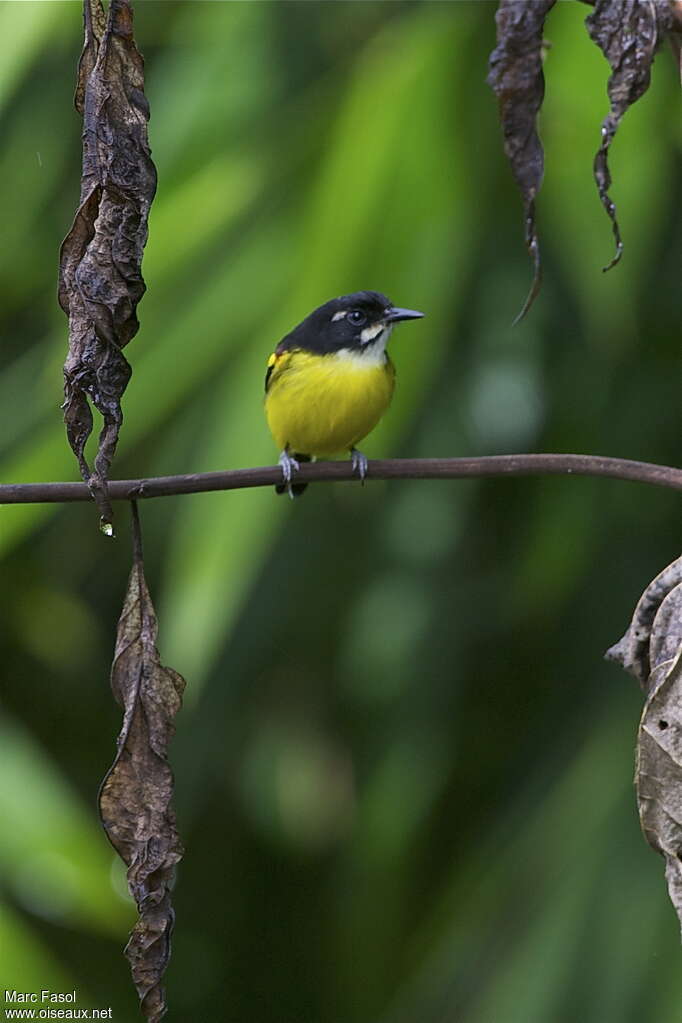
xmin=279 ymin=450 xmax=300 ymax=484
xmin=350 ymin=447 xmax=368 ymax=484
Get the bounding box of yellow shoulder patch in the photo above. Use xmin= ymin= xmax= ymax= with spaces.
xmin=265 ymin=350 xmax=290 ymax=393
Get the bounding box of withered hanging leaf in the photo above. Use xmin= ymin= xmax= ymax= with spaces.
xmin=606 ymin=555 xmax=682 ymax=690
xmin=59 ymin=0 xmax=156 ymax=530
xmin=487 ymin=0 xmax=556 ymax=323
xmin=99 ymin=503 xmax=185 ymax=1022
xmin=649 ymin=577 xmax=682 ymax=672
xmin=585 ymin=0 xmax=673 ymax=271
xmin=637 ymin=648 xmax=682 ymax=936
xmin=608 ymin=554 xmax=682 ymax=934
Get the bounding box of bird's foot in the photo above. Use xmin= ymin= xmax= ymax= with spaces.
xmin=350 ymin=447 xmax=368 ymax=484
xmin=278 ymin=449 xmax=301 ymax=498
xmin=279 ymin=449 xmax=300 ymax=484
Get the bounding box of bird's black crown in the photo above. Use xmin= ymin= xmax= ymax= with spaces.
xmin=278 ymin=291 xmax=395 ymax=355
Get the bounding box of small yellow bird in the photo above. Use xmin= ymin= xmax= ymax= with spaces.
xmin=264 ymin=291 xmax=424 ymax=496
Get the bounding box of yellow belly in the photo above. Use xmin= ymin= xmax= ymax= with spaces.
xmin=265 ymin=349 xmax=395 ymax=456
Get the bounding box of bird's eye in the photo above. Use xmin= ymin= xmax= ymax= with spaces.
xmin=347 ymin=310 xmax=367 ymax=326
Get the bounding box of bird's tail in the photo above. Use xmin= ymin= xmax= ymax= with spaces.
xmin=275 ymin=453 xmax=311 ymax=498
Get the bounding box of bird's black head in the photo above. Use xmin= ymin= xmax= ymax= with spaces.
xmin=278 ymin=291 xmax=424 ymax=356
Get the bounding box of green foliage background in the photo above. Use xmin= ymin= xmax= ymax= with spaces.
xmin=1 ymin=2 xmax=681 ymax=1020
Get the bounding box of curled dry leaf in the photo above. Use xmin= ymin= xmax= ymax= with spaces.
xmin=637 ymin=649 xmax=682 ymax=936
xmin=585 ymin=0 xmax=673 ymax=271
xmin=99 ymin=504 xmax=185 ymax=1022
xmin=606 ymin=555 xmax=682 ymax=689
xmin=608 ymin=555 xmax=682 ymax=934
xmin=59 ymin=0 xmax=156 ymax=529
xmin=584 ymin=0 xmax=674 ymax=272
xmin=489 ymin=0 xmax=678 ymax=318
xmin=487 ymin=0 xmax=557 ymax=323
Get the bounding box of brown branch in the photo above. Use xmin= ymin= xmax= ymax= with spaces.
xmin=0 ymin=454 xmax=681 ymax=506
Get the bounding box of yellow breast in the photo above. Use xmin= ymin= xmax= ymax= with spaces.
xmin=265 ymin=348 xmax=395 ymax=456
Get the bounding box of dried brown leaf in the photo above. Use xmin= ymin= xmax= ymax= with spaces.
xmin=649 ymin=580 xmax=682 ymax=672
xmin=585 ymin=0 xmax=673 ymax=271
xmin=99 ymin=504 xmax=185 ymax=1022
xmin=608 ymin=554 xmax=682 ymax=933
xmin=59 ymin=0 xmax=156 ymax=529
xmin=606 ymin=555 xmax=682 ymax=690
xmin=487 ymin=0 xmax=557 ymax=323
xmin=637 ymin=649 xmax=682 ymax=934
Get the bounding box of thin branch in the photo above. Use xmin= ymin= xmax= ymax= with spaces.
xmin=0 ymin=454 xmax=681 ymax=506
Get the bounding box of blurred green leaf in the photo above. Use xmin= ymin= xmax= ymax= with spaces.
xmin=0 ymin=714 xmax=132 ymax=934
xmin=0 ymin=898 xmax=76 ymax=994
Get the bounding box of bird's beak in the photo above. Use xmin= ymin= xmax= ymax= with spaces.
xmin=385 ymin=306 xmax=424 ymax=323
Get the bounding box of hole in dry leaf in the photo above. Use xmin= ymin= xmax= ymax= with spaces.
xmin=659 ymin=720 xmax=669 ymax=730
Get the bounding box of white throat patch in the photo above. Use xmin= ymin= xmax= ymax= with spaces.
xmin=360 ymin=321 xmax=387 ymax=345
xmin=336 ymin=324 xmax=392 ymax=367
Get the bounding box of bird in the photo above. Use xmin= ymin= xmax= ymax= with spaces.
xmin=264 ymin=290 xmax=424 ymax=497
